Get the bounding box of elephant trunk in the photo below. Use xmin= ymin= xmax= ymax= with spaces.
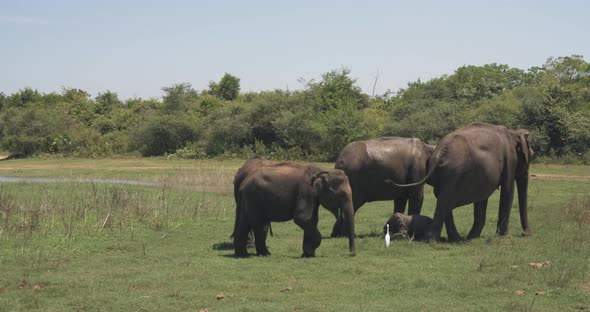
xmin=516 ymin=176 xmax=532 ymax=236
xmin=342 ymin=199 xmax=356 ymax=256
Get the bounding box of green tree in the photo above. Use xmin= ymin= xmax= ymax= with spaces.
xmin=0 ymin=107 xmax=72 ymax=156
xmin=60 ymin=88 xmax=95 ymax=125
xmin=203 ymin=102 xmax=250 ymax=155
xmin=303 ymin=67 xmax=369 ymax=111
xmin=0 ymin=92 xmax=6 ymax=112
xmin=208 ymin=73 xmax=241 ymax=101
xmin=95 ymin=91 xmax=122 ymax=114
xmin=467 ymin=92 xmax=521 ymax=128
xmin=525 ymin=55 xmax=590 ymax=154
xmin=6 ymin=87 xmax=42 ymax=109
xmin=162 ymin=83 xmax=199 ymax=112
xmin=133 ymin=115 xmax=201 ymax=156
xmin=446 ymin=63 xmax=528 ymax=102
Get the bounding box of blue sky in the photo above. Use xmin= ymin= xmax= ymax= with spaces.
xmin=1 ymin=0 xmax=589 ymax=99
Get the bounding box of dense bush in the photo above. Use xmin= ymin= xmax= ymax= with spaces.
xmin=0 ymin=55 xmax=588 ymax=161
xmin=132 ymin=115 xmax=201 ymax=157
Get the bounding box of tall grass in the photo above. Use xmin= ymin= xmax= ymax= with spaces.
xmin=0 ymin=164 xmax=236 ymax=237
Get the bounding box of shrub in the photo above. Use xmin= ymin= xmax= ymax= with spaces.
xmin=173 ymin=142 xmax=207 ymax=159
xmin=133 ymin=115 xmax=201 ymax=156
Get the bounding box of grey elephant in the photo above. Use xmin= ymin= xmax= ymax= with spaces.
xmin=234 ymin=160 xmax=356 ymax=257
xmin=230 ymin=155 xmax=273 ymax=245
xmin=391 ymin=122 xmax=533 ymax=241
xmin=383 ymin=212 xmax=433 ymax=241
xmin=331 ymin=137 xmax=435 ymax=237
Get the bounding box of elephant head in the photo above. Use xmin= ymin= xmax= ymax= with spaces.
xmin=311 ymin=169 xmax=356 ymax=256
xmin=510 ymin=129 xmax=534 ymax=176
xmin=383 ymin=213 xmax=407 ymax=237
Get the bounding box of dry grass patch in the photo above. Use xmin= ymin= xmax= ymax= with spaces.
xmin=560 ymin=196 xmax=590 ymax=225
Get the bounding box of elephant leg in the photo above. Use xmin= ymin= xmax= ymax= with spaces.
xmin=295 ymin=216 xmax=321 ymax=258
xmin=467 ymin=199 xmax=488 ymax=239
xmin=427 ymin=200 xmax=451 ymax=241
xmin=444 ymin=211 xmax=463 ymax=242
xmin=253 ymin=223 xmax=270 ymax=256
xmin=407 ymin=187 xmax=424 ymax=215
xmin=330 ymin=213 xmax=344 ymax=238
xmin=234 ymin=218 xmax=251 ymax=258
xmin=394 ymin=197 xmax=409 ymax=214
xmin=497 ymin=180 xmax=516 ymax=236
xmin=302 ymin=226 xmax=322 ymax=257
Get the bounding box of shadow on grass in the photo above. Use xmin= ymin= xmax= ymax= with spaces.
xmin=211 ymin=241 xmax=233 ymax=250
xmin=322 ymin=232 xmax=382 ymax=239
xmin=356 ymin=232 xmax=382 ymax=239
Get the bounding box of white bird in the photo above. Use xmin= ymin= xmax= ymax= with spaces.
xmin=385 ymin=224 xmax=391 ymax=248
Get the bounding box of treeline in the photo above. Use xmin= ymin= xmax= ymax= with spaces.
xmin=1 ymin=55 xmax=589 ymax=162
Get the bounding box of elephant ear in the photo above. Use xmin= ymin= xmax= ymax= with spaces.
xmin=514 ymin=130 xmax=533 ymax=164
xmin=310 ymin=171 xmax=329 ymax=194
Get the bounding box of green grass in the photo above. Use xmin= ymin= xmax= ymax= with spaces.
xmin=0 ymin=159 xmax=589 ymax=311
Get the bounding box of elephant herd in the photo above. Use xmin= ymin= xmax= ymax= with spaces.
xmin=232 ymin=122 xmax=534 ymax=257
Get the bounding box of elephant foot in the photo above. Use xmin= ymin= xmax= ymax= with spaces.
xmin=331 ymin=220 xmax=343 ymax=237
xmin=522 ymin=228 xmax=533 ymax=237
xmin=340 ymin=230 xmax=352 ymax=237
xmin=235 ymin=249 xmax=249 ymax=258
xmin=466 ymin=232 xmax=481 ymax=240
xmin=301 ymin=252 xmax=316 ymax=258
xmin=496 ymin=230 xmax=510 ymax=237
xmin=447 ymin=235 xmax=465 ymax=243
xmin=424 ymin=232 xmax=439 ymax=243
xmin=256 ymin=249 xmax=271 ymax=257
xmin=330 ymin=227 xmax=342 ymax=238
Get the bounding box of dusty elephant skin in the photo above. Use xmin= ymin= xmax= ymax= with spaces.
xmin=391 ymin=122 xmax=534 ymax=241
xmin=383 ymin=212 xmax=433 ymax=241
xmin=332 ymin=137 xmax=435 ymax=237
xmin=233 ymin=159 xmax=356 ymax=258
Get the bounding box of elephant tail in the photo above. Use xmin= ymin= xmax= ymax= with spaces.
xmin=385 ymin=145 xmax=445 ymax=188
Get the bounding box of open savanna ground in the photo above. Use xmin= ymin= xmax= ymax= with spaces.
xmin=0 ymin=158 xmax=588 ymax=311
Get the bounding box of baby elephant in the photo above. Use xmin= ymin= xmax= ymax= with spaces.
xmin=383 ymin=213 xmax=433 ymax=241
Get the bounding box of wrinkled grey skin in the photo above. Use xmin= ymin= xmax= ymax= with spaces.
xmin=332 ymin=137 xmax=435 ymax=237
xmin=235 ymin=161 xmax=356 ymax=258
xmin=391 ymin=123 xmax=534 ymax=241
xmin=383 ymin=212 xmax=433 ymax=241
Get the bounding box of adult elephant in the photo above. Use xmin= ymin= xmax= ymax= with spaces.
xmin=331 ymin=137 xmax=435 ymax=237
xmin=234 ymin=161 xmax=356 ymax=257
xmin=390 ymin=122 xmax=533 ymax=241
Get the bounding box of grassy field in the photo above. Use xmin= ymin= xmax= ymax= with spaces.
xmin=0 ymin=158 xmax=588 ymax=311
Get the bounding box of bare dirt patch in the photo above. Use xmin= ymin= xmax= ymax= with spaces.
xmin=530 ymin=174 xmax=590 ymax=182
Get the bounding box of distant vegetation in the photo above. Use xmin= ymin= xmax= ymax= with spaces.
xmin=1 ymin=56 xmax=589 ymax=162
